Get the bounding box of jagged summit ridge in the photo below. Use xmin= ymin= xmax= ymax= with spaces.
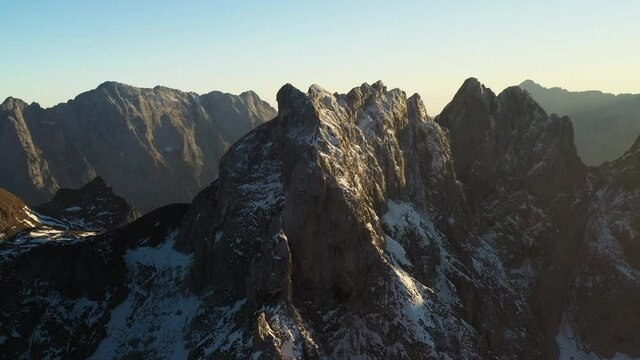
xmin=436 ymin=78 xmax=584 ymax=200
xmin=180 ymin=79 xmax=478 ymax=358
xmin=178 ymin=78 xmax=627 ymax=359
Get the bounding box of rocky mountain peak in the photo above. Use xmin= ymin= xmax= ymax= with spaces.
xmin=176 ymin=80 xmax=485 ymax=358
xmin=238 ymin=89 xmax=264 ymax=105
xmin=519 ymin=79 xmax=640 ymax=165
xmin=519 ymin=79 xmax=542 ymax=89
xmin=34 ymin=176 xmax=139 ymax=231
xmin=407 ymin=93 xmax=430 ymax=121
xmin=274 ymin=83 xmax=316 ymax=127
xmin=437 ymin=78 xmax=584 ymax=199
xmin=1 ymin=97 xmax=28 ymax=111
xmin=371 ymin=79 xmax=386 ymax=92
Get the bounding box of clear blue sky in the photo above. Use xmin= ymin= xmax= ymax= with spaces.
xmin=1 ymin=0 xmax=639 ymax=113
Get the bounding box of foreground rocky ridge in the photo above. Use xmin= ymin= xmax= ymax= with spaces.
xmin=0 ymin=82 xmax=277 ymax=212
xmin=1 ymin=79 xmax=638 ymax=359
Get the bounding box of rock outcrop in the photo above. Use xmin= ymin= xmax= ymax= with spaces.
xmin=34 ymin=176 xmax=140 ymax=231
xmin=0 ymin=82 xmax=277 ymax=212
xmin=1 ymin=79 xmax=638 ymax=359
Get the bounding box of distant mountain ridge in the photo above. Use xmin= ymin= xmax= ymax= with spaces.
xmin=0 ymin=82 xmax=277 ymax=212
xmin=519 ymin=79 xmax=640 ymax=165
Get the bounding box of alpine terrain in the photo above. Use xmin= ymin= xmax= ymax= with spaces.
xmin=0 ymin=79 xmax=639 ymax=359
xmin=0 ymin=82 xmax=277 ymax=212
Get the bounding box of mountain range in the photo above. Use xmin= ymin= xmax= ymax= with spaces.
xmin=1 ymin=78 xmax=639 ymax=359
xmin=519 ymin=79 xmax=640 ymax=165
xmin=0 ymin=82 xmax=277 ymax=212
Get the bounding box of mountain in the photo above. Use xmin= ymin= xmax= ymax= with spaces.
xmin=0 ymin=82 xmax=277 ymax=212
xmin=1 ymin=79 xmax=639 ymax=359
xmin=519 ymin=79 xmax=640 ymax=165
xmin=34 ymin=176 xmax=140 ymax=231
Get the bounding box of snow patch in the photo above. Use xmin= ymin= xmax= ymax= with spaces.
xmin=385 ymin=235 xmax=412 ymax=268
xmin=91 ymin=230 xmax=201 ymax=359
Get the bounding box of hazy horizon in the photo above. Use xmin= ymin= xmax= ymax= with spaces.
xmin=1 ymin=0 xmax=639 ymax=113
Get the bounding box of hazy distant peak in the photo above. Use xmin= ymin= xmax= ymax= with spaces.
xmin=407 ymin=92 xmax=430 ymax=120
xmin=518 ymin=80 xmax=638 ymax=98
xmin=520 ymin=79 xmax=640 ymax=165
xmin=371 ymin=80 xmax=386 ymax=91
xmin=308 ymin=83 xmax=331 ymax=95
xmin=442 ymin=77 xmax=498 ymax=115
xmin=0 ymin=81 xmax=278 ymax=211
xmin=238 ymin=89 xmax=259 ymax=99
xmin=519 ymin=79 xmax=542 ymax=88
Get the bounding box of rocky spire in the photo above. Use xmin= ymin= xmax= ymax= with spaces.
xmin=436 ymin=78 xmax=585 ymax=200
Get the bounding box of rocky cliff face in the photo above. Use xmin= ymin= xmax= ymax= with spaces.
xmin=0 ymin=82 xmax=277 ymax=212
xmin=562 ymin=136 xmax=640 ymax=358
xmin=1 ymin=79 xmax=638 ymax=359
